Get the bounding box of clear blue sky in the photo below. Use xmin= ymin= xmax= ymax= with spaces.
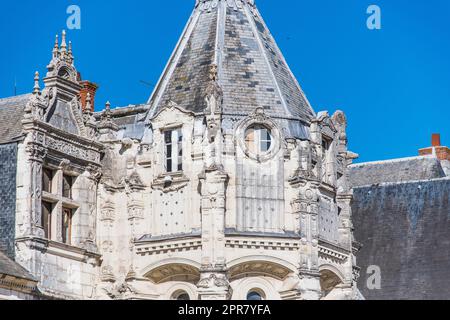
xmin=0 ymin=0 xmax=449 ymax=162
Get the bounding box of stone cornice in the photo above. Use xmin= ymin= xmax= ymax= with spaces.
xmin=0 ymin=276 xmax=39 ymax=295
xmin=24 ymin=119 xmax=104 ymax=151
xmin=16 ymin=237 xmax=102 ymax=266
xmin=195 ymin=0 xmax=256 ymax=10
xmin=318 ymin=239 xmax=351 ymax=263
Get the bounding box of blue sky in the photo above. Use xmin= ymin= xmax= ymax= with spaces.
xmin=0 ymin=0 xmax=449 ymax=163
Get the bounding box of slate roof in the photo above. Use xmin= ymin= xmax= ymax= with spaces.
xmin=349 ymin=156 xmax=446 ymax=187
xmin=0 ymin=251 xmax=36 ymax=282
xmin=0 ymin=94 xmax=30 ymax=145
xmin=147 ymin=0 xmax=315 ymax=123
xmin=94 ymin=104 xmax=148 ymax=140
xmin=352 ymin=178 xmax=450 ymax=300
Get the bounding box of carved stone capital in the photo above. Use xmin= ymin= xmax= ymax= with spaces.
xmin=26 ymin=143 xmax=47 ymax=162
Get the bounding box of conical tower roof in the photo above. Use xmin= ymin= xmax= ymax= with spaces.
xmin=148 ymin=0 xmax=315 ymax=123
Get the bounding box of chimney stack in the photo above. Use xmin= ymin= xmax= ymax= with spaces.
xmin=419 ymin=134 xmax=450 ymax=161
xmin=432 ymin=133 xmax=441 ymax=147
xmin=80 ymin=80 xmax=99 ymax=113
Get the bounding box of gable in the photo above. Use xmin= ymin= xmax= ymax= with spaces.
xmin=46 ymin=100 xmax=80 ymax=135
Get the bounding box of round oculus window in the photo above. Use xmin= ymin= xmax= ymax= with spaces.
xmin=244 ymin=125 xmax=273 ymax=155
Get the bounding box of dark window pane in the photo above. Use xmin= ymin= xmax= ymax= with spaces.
xmin=247 ymin=291 xmax=263 ymax=301
xmin=42 ymin=169 xmax=53 ymax=193
xmin=41 ymin=202 xmax=53 ymax=239
xmin=62 ymin=208 xmax=72 ymax=245
xmin=165 ymin=131 xmax=172 ymax=144
xmin=166 ymin=145 xmax=172 ymax=158
xmin=62 ymin=175 xmax=73 ymax=199
xmin=265 ymin=130 xmax=271 ymax=141
xmin=167 ymin=159 xmax=172 ymax=173
xmin=177 ymin=294 xmax=190 ymax=301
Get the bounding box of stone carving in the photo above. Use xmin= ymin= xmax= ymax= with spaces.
xmin=24 ymin=72 xmax=48 ymax=121
xmin=100 ymin=265 xmax=116 ymax=282
xmin=101 ymin=240 xmax=114 ymax=253
xmin=128 ymin=200 xmax=144 ymax=221
xmin=195 ymin=0 xmax=255 ymax=11
xmin=59 ymin=159 xmax=71 ymax=170
xmin=46 ymin=136 xmax=99 ymax=162
xmin=152 ymin=174 xmax=189 ymax=193
xmin=204 ymin=64 xmax=223 ymax=145
xmin=26 ymin=144 xmax=47 ymax=162
xmin=100 ymin=201 xmax=115 ymax=225
xmin=104 ymin=282 xmax=137 ymax=299
xmin=119 ymin=171 xmax=146 ymax=194
xmin=197 ymin=273 xmax=230 ymax=289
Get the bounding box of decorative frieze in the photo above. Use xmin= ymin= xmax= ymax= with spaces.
xmin=46 ymin=135 xmax=99 ymax=162
xmin=128 ymin=200 xmax=144 ymax=221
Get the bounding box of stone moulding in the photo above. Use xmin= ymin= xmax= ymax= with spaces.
xmin=15 ymin=237 xmax=101 ymax=266
xmin=135 ymin=232 xmax=203 ymax=256
xmin=318 ymin=240 xmax=350 ymax=264
xmin=151 ymin=173 xmax=190 ymax=193
xmin=225 ymin=238 xmax=300 ymax=251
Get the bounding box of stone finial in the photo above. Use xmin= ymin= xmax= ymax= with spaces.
xmin=33 ymin=71 xmax=40 ymax=94
xmin=52 ymin=34 xmax=59 ymax=58
xmin=103 ymin=101 xmax=112 ymax=121
xmin=68 ymin=41 xmax=74 ymax=63
xmin=61 ymin=30 xmax=67 ymax=54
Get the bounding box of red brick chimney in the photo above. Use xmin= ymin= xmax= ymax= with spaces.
xmin=432 ymin=133 xmax=441 ymax=147
xmin=80 ymin=80 xmax=99 ymax=113
xmin=419 ymin=134 xmax=450 ymax=161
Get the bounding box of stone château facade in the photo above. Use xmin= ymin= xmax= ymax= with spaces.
xmin=0 ymin=0 xmax=362 ymax=300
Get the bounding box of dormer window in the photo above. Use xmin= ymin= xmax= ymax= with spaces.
xmin=245 ymin=125 xmax=272 ymax=155
xmin=164 ymin=128 xmax=183 ymax=173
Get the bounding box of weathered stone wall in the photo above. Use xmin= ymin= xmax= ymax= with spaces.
xmin=0 ymin=143 xmax=18 ymax=259
xmin=352 ymin=178 xmax=450 ymax=300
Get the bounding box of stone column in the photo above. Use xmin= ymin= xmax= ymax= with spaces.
xmin=297 ymin=181 xmax=322 ymax=300
xmin=26 ymin=143 xmax=47 ymax=238
xmin=84 ymin=166 xmax=102 ymax=252
xmin=197 ymin=168 xmax=231 ymax=300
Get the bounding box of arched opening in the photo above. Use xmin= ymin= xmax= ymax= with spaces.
xmin=145 ymin=263 xmax=200 ymax=284
xmin=320 ymin=269 xmax=344 ymax=297
xmin=247 ymin=289 xmax=266 ymax=301
xmin=228 ymin=260 xmax=293 ymax=282
xmin=171 ymin=290 xmax=191 ymax=301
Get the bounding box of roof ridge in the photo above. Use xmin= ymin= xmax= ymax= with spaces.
xmin=0 ymin=93 xmax=32 ymax=103
xmin=353 ymin=176 xmax=450 ymax=189
xmin=351 ymin=155 xmax=438 ymax=167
